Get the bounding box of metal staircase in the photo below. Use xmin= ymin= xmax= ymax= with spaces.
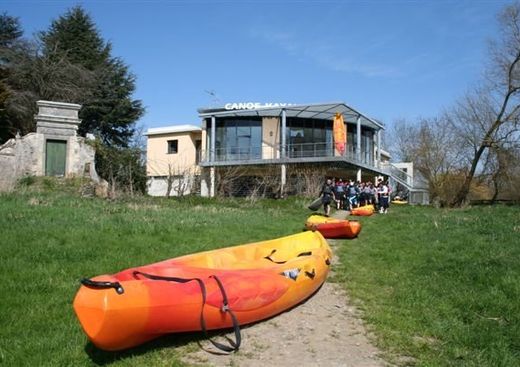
xmin=381 ymin=163 xmax=430 ymax=205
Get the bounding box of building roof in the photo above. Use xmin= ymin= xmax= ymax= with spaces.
xmin=145 ymin=124 xmax=201 ymax=136
xmin=198 ymin=102 xmax=384 ymax=130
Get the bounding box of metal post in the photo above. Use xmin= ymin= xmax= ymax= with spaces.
xmin=210 ymin=116 xmax=216 ymax=197
xmin=377 ymin=129 xmax=381 ymax=168
xmin=280 ymin=109 xmax=287 ymax=197
xmin=280 ymin=164 xmax=286 ymax=197
xmin=356 ymin=115 xmax=361 ymax=162
xmin=210 ymin=116 xmax=216 ymax=162
xmin=281 ymin=109 xmax=286 ymax=159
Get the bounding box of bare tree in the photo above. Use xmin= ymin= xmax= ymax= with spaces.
xmin=482 ymin=144 xmax=520 ymax=201
xmin=449 ymin=3 xmax=520 ymax=206
xmin=391 ymin=117 xmax=462 ymax=204
xmin=287 ymin=165 xmax=328 ymax=197
xmin=216 ymin=166 xmax=247 ymax=197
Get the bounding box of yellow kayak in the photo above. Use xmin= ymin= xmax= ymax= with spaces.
xmin=73 ymin=231 xmax=332 ymax=351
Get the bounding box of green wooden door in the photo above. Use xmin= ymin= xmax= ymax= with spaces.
xmin=45 ymin=140 xmax=67 ymax=176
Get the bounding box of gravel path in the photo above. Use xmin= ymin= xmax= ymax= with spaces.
xmin=182 ymin=210 xmax=388 ymax=367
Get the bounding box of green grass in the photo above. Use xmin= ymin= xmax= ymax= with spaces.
xmin=1 ymin=181 xmax=519 ymax=366
xmin=336 ymin=204 xmax=520 ymax=366
xmin=0 ymin=183 xmax=310 ymax=366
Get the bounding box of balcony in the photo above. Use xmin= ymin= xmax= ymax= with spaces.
xmin=199 ymin=142 xmax=381 ymax=172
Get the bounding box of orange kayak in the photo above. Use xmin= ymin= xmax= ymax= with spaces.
xmin=73 ymin=231 xmax=332 ymax=351
xmin=351 ymin=205 xmax=375 ymax=216
xmin=305 ymin=215 xmax=361 ymax=238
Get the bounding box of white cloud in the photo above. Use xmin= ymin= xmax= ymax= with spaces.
xmin=249 ymin=27 xmax=403 ymax=78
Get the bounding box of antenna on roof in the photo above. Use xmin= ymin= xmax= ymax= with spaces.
xmin=204 ymin=89 xmax=221 ymax=107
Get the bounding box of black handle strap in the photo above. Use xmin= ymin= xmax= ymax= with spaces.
xmin=132 ymin=270 xmax=240 ymax=353
xmin=264 ymin=250 xmax=313 ymax=264
xmin=80 ymin=278 xmax=124 ymax=294
xmin=209 ymin=275 xmax=241 ymax=352
xmin=305 ymin=269 xmax=316 ymax=279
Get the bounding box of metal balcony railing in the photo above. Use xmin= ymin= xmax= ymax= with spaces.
xmin=199 ymin=142 xmax=376 ymax=167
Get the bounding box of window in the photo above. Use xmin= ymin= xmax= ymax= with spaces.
xmin=195 ymin=139 xmax=201 ymax=164
xmin=286 ymin=118 xmax=333 ymax=157
xmin=167 ymin=140 xmax=178 ymax=154
xmin=214 ymin=118 xmax=262 ymax=160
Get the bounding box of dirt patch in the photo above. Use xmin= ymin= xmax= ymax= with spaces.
xmin=182 ymin=211 xmax=388 ymax=367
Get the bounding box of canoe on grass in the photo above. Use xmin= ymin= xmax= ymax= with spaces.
xmin=350 ymin=205 xmax=375 ymax=216
xmin=305 ymin=214 xmax=362 ymax=239
xmin=308 ymin=197 xmax=322 ymax=211
xmin=391 ymin=199 xmax=408 ymax=205
xmin=73 ymin=231 xmax=332 ymax=352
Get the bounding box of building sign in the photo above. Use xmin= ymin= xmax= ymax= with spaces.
xmin=224 ymin=102 xmax=294 ymax=110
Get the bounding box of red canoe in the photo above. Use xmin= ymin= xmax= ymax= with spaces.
xmin=305 ymin=215 xmax=362 ymax=239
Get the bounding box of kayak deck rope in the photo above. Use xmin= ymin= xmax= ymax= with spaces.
xmin=132 ymin=270 xmax=241 ymax=353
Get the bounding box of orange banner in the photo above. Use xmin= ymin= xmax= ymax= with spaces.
xmin=333 ymin=113 xmax=346 ymax=154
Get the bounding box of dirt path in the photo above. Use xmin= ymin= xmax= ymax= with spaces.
xmin=182 ymin=211 xmax=387 ymax=367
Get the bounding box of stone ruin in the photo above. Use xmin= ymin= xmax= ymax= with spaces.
xmin=0 ymin=100 xmax=99 ymax=191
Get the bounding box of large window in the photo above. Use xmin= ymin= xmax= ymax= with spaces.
xmin=286 ymin=118 xmax=333 ymax=158
xmin=361 ymin=129 xmax=374 ymax=164
xmin=346 ymin=125 xmax=375 ymax=163
xmin=207 ymin=118 xmax=262 ymax=161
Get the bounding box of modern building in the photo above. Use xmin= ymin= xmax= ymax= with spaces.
xmin=145 ymin=124 xmax=202 ymax=196
xmin=145 ymin=102 xmax=429 ymax=203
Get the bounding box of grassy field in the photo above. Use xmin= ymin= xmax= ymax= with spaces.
xmin=336 ymin=204 xmax=520 ymax=366
xmin=0 ymin=180 xmax=519 ymax=366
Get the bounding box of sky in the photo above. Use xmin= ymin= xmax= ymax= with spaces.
xmin=2 ymin=0 xmax=512 ymax=132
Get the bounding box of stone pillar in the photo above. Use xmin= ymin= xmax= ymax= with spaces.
xmin=35 ymin=100 xmax=81 ymax=136
xmin=210 ymin=167 xmax=215 ymax=198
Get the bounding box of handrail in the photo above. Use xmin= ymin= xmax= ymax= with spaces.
xmin=199 ymin=142 xmax=375 ymax=166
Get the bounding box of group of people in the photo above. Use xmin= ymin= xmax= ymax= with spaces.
xmin=320 ymin=177 xmax=391 ymax=216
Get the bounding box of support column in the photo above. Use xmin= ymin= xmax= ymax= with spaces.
xmin=280 ymin=164 xmax=286 ymax=197
xmin=281 ymin=109 xmax=286 ymax=159
xmin=356 ymin=115 xmax=361 ymax=162
xmin=210 ymin=116 xmax=216 ymax=197
xmin=377 ymin=129 xmax=381 ymax=168
xmin=280 ymin=109 xmax=287 ymax=197
xmin=356 ymin=168 xmax=362 ymax=183
xmin=210 ymin=167 xmax=215 ymax=197
xmin=210 ymin=116 xmax=216 ymax=162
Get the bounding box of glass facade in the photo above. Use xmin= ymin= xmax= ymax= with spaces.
xmin=347 ymin=124 xmax=374 ymax=164
xmin=205 ymin=115 xmax=375 ymax=165
xmin=285 ymin=117 xmax=333 ymax=158
xmin=207 ymin=117 xmax=262 ymax=161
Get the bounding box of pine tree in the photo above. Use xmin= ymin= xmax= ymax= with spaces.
xmin=0 ymin=13 xmax=22 ymax=142
xmin=40 ymin=6 xmax=144 ymax=147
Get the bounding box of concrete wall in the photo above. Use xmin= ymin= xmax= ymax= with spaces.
xmin=147 ymin=175 xmax=197 ymax=196
xmin=146 ymin=131 xmax=201 ymax=177
xmin=262 ymin=117 xmax=280 ymax=160
xmin=0 ymin=100 xmax=98 ymax=191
